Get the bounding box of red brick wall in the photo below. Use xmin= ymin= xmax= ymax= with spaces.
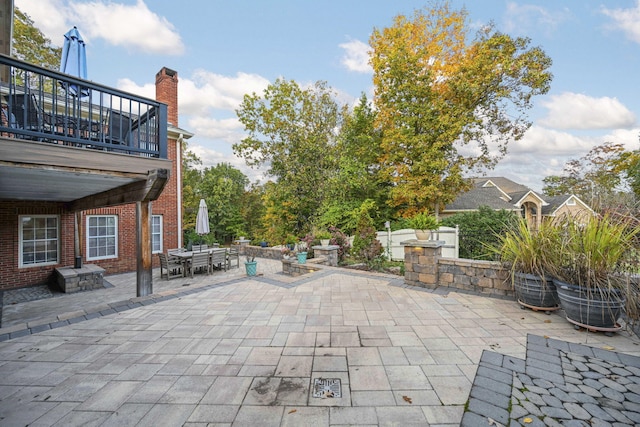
xmin=0 ymin=202 xmax=75 ymax=290
xmin=0 ymin=68 xmax=182 ymax=291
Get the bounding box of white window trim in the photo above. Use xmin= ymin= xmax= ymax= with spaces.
xmin=18 ymin=214 xmax=60 ymax=268
xmin=566 ymin=197 xmax=576 ymax=206
xmin=86 ymin=215 xmax=118 ymax=261
xmin=152 ymin=214 xmax=163 ymax=254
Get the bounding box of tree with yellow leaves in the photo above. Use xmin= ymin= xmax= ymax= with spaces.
xmin=370 ymin=2 xmax=552 ymax=216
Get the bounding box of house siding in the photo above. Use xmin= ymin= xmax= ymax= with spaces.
xmin=0 ymin=68 xmax=181 ymax=291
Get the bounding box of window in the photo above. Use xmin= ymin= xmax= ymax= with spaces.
xmin=87 ymin=215 xmax=118 ymax=260
xmin=19 ymin=215 xmax=59 ymax=267
xmin=567 ymin=197 xmax=576 ymax=206
xmin=152 ymin=215 xmax=163 ymax=253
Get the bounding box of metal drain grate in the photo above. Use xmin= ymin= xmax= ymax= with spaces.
xmin=312 ymin=378 xmax=342 ymax=398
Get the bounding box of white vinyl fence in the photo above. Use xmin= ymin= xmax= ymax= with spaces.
xmin=376 ymin=227 xmax=459 ymax=261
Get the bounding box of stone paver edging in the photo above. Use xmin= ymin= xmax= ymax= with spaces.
xmin=463 ymin=334 xmax=640 ymax=426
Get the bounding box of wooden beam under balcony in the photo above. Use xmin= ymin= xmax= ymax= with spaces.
xmin=67 ymin=168 xmax=169 ymax=211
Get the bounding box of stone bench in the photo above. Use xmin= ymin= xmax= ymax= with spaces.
xmin=54 ymin=264 xmax=106 ymax=293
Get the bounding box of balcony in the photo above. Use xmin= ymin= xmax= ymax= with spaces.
xmin=0 ymin=53 xmax=167 ymax=157
xmin=0 ymin=54 xmax=171 ymax=208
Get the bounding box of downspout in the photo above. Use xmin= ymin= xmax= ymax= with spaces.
xmin=176 ymin=133 xmax=183 ymax=248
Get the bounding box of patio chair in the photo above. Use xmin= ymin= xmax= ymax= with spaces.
xmin=227 ymin=247 xmax=239 ymax=269
xmin=7 ymin=93 xmax=45 ymax=140
xmin=1 ymin=100 xmax=17 ymax=137
xmin=188 ymin=251 xmax=210 ymax=277
xmin=105 ymin=109 xmax=132 ymax=147
xmin=167 ymin=247 xmax=185 ymax=255
xmin=210 ymin=249 xmax=227 ymax=272
xmin=192 ymin=244 xmax=208 ymax=252
xmin=158 ymin=253 xmax=182 ymax=280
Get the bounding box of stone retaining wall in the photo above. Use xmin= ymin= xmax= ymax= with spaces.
xmin=235 ymin=244 xmax=283 ymax=260
xmin=402 ymin=240 xmax=512 ymax=297
xmin=281 ymin=257 xmax=326 ymax=277
xmin=238 ymin=245 xmax=340 ymax=267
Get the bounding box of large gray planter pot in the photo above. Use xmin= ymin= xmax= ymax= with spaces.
xmin=554 ymin=278 xmax=624 ymax=332
xmin=514 ymin=272 xmax=559 ymax=313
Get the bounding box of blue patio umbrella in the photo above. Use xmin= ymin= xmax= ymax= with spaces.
xmin=59 ymin=26 xmax=89 ymax=97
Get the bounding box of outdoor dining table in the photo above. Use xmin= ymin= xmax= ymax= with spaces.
xmin=170 ymin=248 xmax=228 ymax=277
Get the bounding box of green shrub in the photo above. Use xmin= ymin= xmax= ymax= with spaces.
xmin=440 ymin=206 xmax=519 ymax=260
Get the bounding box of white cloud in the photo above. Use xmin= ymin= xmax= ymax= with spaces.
xmin=180 ymin=70 xmax=271 ymax=115
xmin=602 ymin=0 xmax=640 ymax=44
xmin=602 ymin=128 xmax=640 ymax=152
xmin=503 ymin=2 xmax=570 ymax=36
xmin=15 ymin=0 xmax=184 ymax=55
xmin=339 ymin=38 xmax=372 ymax=74
xmin=475 ymin=126 xmax=607 ymax=191
xmin=116 ymin=78 xmax=155 ymax=98
xmin=539 ymin=92 xmax=636 ymax=130
xmin=188 ymin=116 xmax=244 ymax=144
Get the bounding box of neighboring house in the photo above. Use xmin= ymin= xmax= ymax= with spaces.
xmin=0 ymin=53 xmax=192 ymax=293
xmin=442 ymin=177 xmax=594 ymax=227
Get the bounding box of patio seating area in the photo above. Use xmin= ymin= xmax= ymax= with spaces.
xmin=161 ymin=247 xmax=238 ymax=280
xmin=0 ymin=258 xmax=639 ymax=425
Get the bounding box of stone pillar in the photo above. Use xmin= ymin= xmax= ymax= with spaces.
xmin=401 ymin=240 xmax=444 ymax=289
xmin=311 ymin=245 xmax=339 ymax=266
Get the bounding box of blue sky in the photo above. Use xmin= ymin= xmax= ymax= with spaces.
xmin=16 ymin=0 xmax=640 ymax=192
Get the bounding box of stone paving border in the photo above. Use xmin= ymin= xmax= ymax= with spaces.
xmin=0 ymin=267 xmax=403 ymax=342
xmin=462 ymin=334 xmax=640 ymax=426
xmin=0 ymin=278 xmax=243 ymax=342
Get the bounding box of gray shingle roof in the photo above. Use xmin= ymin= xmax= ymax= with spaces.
xmin=445 ymin=177 xmax=541 ymax=212
xmin=541 ymin=195 xmax=572 ymax=215
xmin=444 ymin=185 xmax=518 ymax=211
xmin=472 ymin=177 xmax=530 ymax=194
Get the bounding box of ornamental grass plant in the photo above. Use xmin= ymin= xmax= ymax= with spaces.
xmin=495 ymin=217 xmax=552 ymax=278
xmin=545 ymin=214 xmax=639 ymax=292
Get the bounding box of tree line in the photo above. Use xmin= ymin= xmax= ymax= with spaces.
xmin=184 ymin=3 xmax=557 ymax=245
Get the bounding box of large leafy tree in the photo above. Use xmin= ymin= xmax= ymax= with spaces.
xmin=181 ymin=148 xmax=204 ymax=232
xmin=320 ymin=93 xmax=391 ymax=233
xmin=619 ymin=149 xmax=640 ymax=202
xmin=234 ymin=79 xmax=342 ymax=238
xmin=370 ymin=3 xmax=552 ymax=216
xmin=199 ymin=163 xmax=249 ymax=243
xmin=12 ymin=8 xmax=61 ymax=69
xmin=543 ymin=142 xmax=629 ymax=211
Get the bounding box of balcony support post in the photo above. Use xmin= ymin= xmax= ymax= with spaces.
xmin=136 ymin=200 xmax=153 ymax=297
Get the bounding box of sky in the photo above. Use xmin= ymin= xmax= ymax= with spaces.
xmin=14 ymin=0 xmax=640 ymax=192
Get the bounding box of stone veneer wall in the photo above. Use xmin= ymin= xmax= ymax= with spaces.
xmin=236 ymin=244 xmax=340 ymax=267
xmin=55 ymin=264 xmax=106 ymax=293
xmin=281 ymin=258 xmax=325 ymax=276
xmin=235 ymin=244 xmax=283 ymax=260
xmin=402 ymin=240 xmax=513 ymax=297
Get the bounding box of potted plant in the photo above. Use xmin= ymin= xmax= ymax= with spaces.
xmin=408 ymin=211 xmax=440 ymax=240
xmin=495 ymin=218 xmax=559 ymax=313
xmin=285 ymin=234 xmax=297 ymax=251
xmin=315 ymin=230 xmax=332 ymax=246
xmin=545 ymin=214 xmax=639 ymax=332
xmin=296 ymin=242 xmax=308 ymax=264
xmin=244 ymin=255 xmax=257 ymax=276
xmin=281 ymin=247 xmax=293 ymax=260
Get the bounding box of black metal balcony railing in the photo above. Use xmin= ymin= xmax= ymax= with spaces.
xmin=0 ymin=53 xmax=167 ymax=158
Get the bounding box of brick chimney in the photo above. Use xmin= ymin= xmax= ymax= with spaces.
xmin=155 ymin=67 xmax=178 ymax=126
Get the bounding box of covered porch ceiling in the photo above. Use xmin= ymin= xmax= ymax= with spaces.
xmin=0 ymin=137 xmax=172 ymax=209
